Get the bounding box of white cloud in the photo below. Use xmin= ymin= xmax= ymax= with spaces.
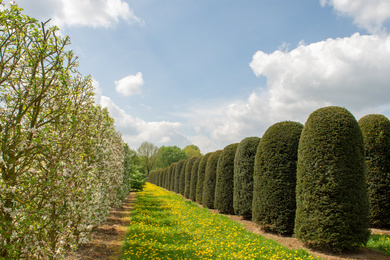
xmin=115 ymin=72 xmax=144 ymax=96
xmin=320 ymin=0 xmax=390 ymax=33
xmin=12 ymin=0 xmax=144 ymax=28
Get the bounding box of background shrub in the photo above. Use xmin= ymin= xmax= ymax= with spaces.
xmin=196 ymin=152 xmax=213 ymax=203
xmin=169 ymin=163 xmax=177 ymax=191
xmin=295 ymin=106 xmax=370 ymax=251
xmin=184 ymin=156 xmax=199 ymax=199
xmin=179 ymin=160 xmax=188 ymax=196
xmin=252 ymin=121 xmax=303 ymax=235
xmin=202 ymin=150 xmax=223 ymax=209
xmin=190 ymin=157 xmax=202 ymax=201
xmin=215 ymin=143 xmax=239 ymax=214
xmin=174 ymin=160 xmax=186 ymax=193
xmin=359 ymin=114 xmax=390 ymax=228
xmin=233 ymin=137 xmax=261 ymax=219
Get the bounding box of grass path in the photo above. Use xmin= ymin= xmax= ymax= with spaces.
xmin=121 ymin=183 xmax=316 ymax=260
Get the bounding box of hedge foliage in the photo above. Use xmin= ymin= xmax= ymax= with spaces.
xmin=174 ymin=160 xmax=186 ymax=194
xmin=358 ymin=114 xmax=390 ymax=228
xmin=215 ymin=143 xmax=239 ymax=214
xmin=252 ymin=121 xmax=303 ymax=235
xmin=196 ymin=152 xmax=213 ymax=204
xmin=295 ymin=106 xmax=370 ymax=251
xmin=169 ymin=163 xmax=177 ymax=191
xmin=179 ymin=160 xmax=188 ymax=196
xmin=184 ymin=156 xmax=199 ymax=199
xmin=233 ymin=137 xmax=261 ymax=219
xmin=202 ymin=150 xmax=222 ymax=209
xmin=190 ymin=157 xmax=202 ymax=202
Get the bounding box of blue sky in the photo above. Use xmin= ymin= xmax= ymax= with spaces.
xmin=9 ymin=0 xmax=390 ymax=153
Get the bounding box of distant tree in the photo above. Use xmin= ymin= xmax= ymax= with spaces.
xmin=137 ymin=141 xmax=159 ymax=175
xmin=122 ymin=144 xmax=145 ymax=194
xmin=183 ymin=144 xmax=202 ymax=158
xmin=156 ymin=145 xmax=187 ymax=168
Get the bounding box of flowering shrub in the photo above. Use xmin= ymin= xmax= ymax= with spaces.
xmin=0 ymin=3 xmax=126 ymax=258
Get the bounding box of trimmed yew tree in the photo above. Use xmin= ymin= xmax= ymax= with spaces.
xmin=215 ymin=143 xmax=239 ymax=214
xmin=174 ymin=160 xmax=186 ymax=193
xmin=295 ymin=106 xmax=370 ymax=251
xmin=169 ymin=163 xmax=177 ymax=191
xmin=233 ymin=137 xmax=260 ymax=219
xmin=184 ymin=156 xmax=199 ymax=199
xmin=252 ymin=121 xmax=303 ymax=235
xmin=179 ymin=160 xmax=188 ymax=196
xmin=358 ymin=114 xmax=390 ymax=228
xmin=202 ymin=150 xmax=222 ymax=209
xmin=190 ymin=157 xmax=202 ymax=202
xmin=196 ymin=152 xmax=213 ymax=203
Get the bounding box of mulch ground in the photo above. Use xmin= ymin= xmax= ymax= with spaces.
xmin=65 ymin=191 xmax=390 ymax=260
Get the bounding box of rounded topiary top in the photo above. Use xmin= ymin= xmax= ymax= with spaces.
xmin=184 ymin=156 xmax=199 ymax=199
xmin=358 ymin=114 xmax=390 ymax=228
xmin=202 ymin=150 xmax=222 ymax=209
xmin=174 ymin=160 xmax=186 ymax=193
xmin=196 ymin=152 xmax=213 ymax=203
xmin=295 ymin=106 xmax=370 ymax=251
xmin=233 ymin=137 xmax=260 ymax=219
xmin=190 ymin=156 xmax=202 ymax=202
xmin=252 ymin=121 xmax=302 ymax=235
xmin=215 ymin=143 xmax=239 ymax=214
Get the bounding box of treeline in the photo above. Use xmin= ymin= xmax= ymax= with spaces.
xmin=149 ymin=106 xmax=390 ymax=252
xmin=0 ymin=4 xmax=136 ymax=259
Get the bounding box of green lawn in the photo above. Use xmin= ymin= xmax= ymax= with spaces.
xmin=367 ymin=233 xmax=390 ymax=256
xmin=121 ymin=182 xmax=316 ymax=260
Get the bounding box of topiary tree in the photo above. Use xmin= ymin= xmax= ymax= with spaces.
xmin=214 ymin=143 xmax=239 ymax=214
xmin=202 ymin=150 xmax=222 ymax=209
xmin=233 ymin=137 xmax=260 ymax=219
xmin=184 ymin=156 xmax=199 ymax=199
xmin=169 ymin=163 xmax=177 ymax=191
xmin=196 ymin=152 xmax=213 ymax=203
xmin=174 ymin=160 xmax=186 ymax=193
xmin=190 ymin=157 xmax=202 ymax=202
xmin=179 ymin=160 xmax=188 ymax=196
xmin=252 ymin=121 xmax=303 ymax=235
xmin=295 ymin=106 xmax=370 ymax=251
xmin=358 ymin=114 xmax=390 ymax=228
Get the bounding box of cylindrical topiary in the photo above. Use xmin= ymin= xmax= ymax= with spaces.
xmin=190 ymin=157 xmax=202 ymax=202
xmin=252 ymin=121 xmax=303 ymax=235
xmin=179 ymin=160 xmax=188 ymax=196
xmin=196 ymin=152 xmax=213 ymax=203
xmin=174 ymin=160 xmax=186 ymax=193
xmin=295 ymin=106 xmax=370 ymax=251
xmin=202 ymin=150 xmax=222 ymax=209
xmin=358 ymin=114 xmax=390 ymax=228
xmin=184 ymin=156 xmax=199 ymax=199
xmin=233 ymin=137 xmax=260 ymax=219
xmin=169 ymin=163 xmax=177 ymax=191
xmin=215 ymin=143 xmax=239 ymax=214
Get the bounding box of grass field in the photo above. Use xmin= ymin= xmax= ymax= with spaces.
xmin=121 ymin=183 xmax=316 ymax=260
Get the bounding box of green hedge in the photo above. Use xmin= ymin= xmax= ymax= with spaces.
xmin=184 ymin=156 xmax=199 ymax=199
xmin=169 ymin=163 xmax=177 ymax=191
xmin=233 ymin=137 xmax=260 ymax=219
xmin=202 ymin=150 xmax=222 ymax=209
xmin=196 ymin=152 xmax=213 ymax=203
xmin=174 ymin=160 xmax=186 ymax=193
xmin=190 ymin=157 xmax=202 ymax=202
xmin=295 ymin=106 xmax=370 ymax=251
xmin=358 ymin=114 xmax=390 ymax=228
xmin=215 ymin=143 xmax=239 ymax=214
xmin=179 ymin=160 xmax=188 ymax=196
xmin=252 ymin=121 xmax=302 ymax=235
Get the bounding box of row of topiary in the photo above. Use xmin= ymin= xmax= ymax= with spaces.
xmin=148 ymin=106 xmax=390 ymax=252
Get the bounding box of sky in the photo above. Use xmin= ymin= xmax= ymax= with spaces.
xmin=7 ymin=0 xmax=390 ymax=153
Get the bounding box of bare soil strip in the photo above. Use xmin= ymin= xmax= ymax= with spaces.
xmin=64 ymin=192 xmax=136 ymax=260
